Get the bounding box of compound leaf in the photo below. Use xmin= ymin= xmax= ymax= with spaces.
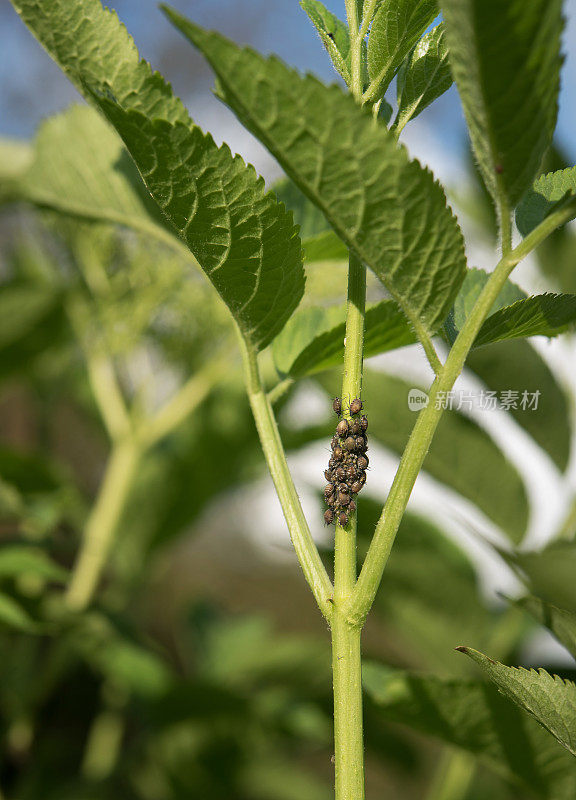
xmin=164 ymin=9 xmax=467 ymax=336
xmin=364 ymin=662 xmax=576 ymax=798
xmin=395 ymin=23 xmax=453 ymax=133
xmin=366 ymin=0 xmax=438 ymax=101
xmin=458 ymin=647 xmax=576 ymax=757
xmin=475 ymin=293 xmax=576 ymax=347
xmin=11 ymin=0 xmax=304 ymax=351
xmin=440 ymin=0 xmax=563 ymax=206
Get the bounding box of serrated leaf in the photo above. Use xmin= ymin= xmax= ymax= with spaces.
xmin=458 ymin=647 xmax=576 ymax=757
xmin=512 ymin=596 xmax=576 ymax=661
xmin=17 ymin=105 xmax=174 ymax=246
xmin=440 ymin=0 xmax=563 ymax=206
xmin=11 ymin=0 xmax=304 ymax=351
xmin=164 ymin=9 xmax=467 ymax=336
xmin=0 ymin=592 xmax=40 ymax=633
xmin=447 ymin=267 xmax=526 ymax=341
xmin=467 ymin=339 xmax=572 ymax=472
xmin=300 ymin=0 xmax=353 ymax=84
xmin=395 ymin=24 xmax=453 ymax=133
xmin=366 ymin=0 xmax=438 ymax=101
xmin=475 ymin=293 xmax=576 ymax=348
xmin=364 ymin=662 xmax=576 ymax=798
xmin=0 ymin=546 xmax=67 ymax=583
xmin=517 ymin=168 xmax=576 ymax=237
xmin=272 ymin=301 xmax=415 ymax=379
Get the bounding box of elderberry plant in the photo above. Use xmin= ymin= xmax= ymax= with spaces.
xmin=5 ymin=0 xmax=576 ymax=798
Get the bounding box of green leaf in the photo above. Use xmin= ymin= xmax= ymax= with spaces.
xmin=364 ymin=662 xmax=576 ymax=798
xmin=475 ymin=293 xmax=576 ymax=348
xmin=0 ymin=546 xmax=67 ymax=583
xmin=272 ymin=301 xmax=415 ymax=379
xmin=366 ymin=0 xmax=438 ymax=101
xmin=0 ymin=138 xmax=33 ymax=204
xmin=447 ymin=266 xmax=526 ymax=341
xmin=457 ymin=647 xmax=576 ymax=757
xmin=17 ymin=105 xmax=174 ymax=246
xmin=512 ymin=595 xmax=576 ymax=661
xmin=395 ymin=23 xmax=453 ymax=133
xmin=440 ymin=0 xmax=563 ymax=206
xmin=507 ymin=541 xmax=576 ymax=614
xmin=362 ymin=371 xmax=529 ymax=542
xmin=0 ymin=592 xmax=40 ymax=633
xmin=467 ymin=339 xmax=572 ymax=472
xmin=11 ymin=0 xmax=304 ymax=352
xmin=163 ymin=10 xmax=467 ymax=336
xmin=300 ymin=0 xmax=354 ymax=84
xmin=517 ymin=167 xmax=576 ymax=236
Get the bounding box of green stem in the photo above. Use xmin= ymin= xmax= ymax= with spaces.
xmin=65 ymin=437 xmax=141 ymax=611
xmin=239 ymin=334 xmax=334 ymax=621
xmin=344 ymin=198 xmax=576 ymax=627
xmin=331 ymin=615 xmax=364 ymax=800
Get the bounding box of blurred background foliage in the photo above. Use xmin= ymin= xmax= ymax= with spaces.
xmin=1 ymin=2 xmax=576 ymax=799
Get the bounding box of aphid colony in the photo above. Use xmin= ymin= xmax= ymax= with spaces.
xmin=323 ymin=397 xmax=368 ymax=527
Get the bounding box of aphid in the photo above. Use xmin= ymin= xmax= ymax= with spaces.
xmin=324 ymin=484 xmax=335 ymax=499
xmin=324 ymin=469 xmax=333 ymax=482
xmin=336 ymin=419 xmax=349 ymax=438
xmin=350 ymin=398 xmax=363 ymax=415
xmin=355 ymin=436 xmax=367 ymax=452
xmin=349 ymin=500 xmax=356 ymax=513
xmin=338 ymin=511 xmax=349 ymax=526
xmin=358 ymin=471 xmax=367 ymax=486
xmin=332 ymin=446 xmax=344 ymax=462
xmin=338 ymin=491 xmax=351 ymax=507
xmin=333 ymin=397 xmax=342 ymax=415
xmin=331 ymin=435 xmax=339 ymax=449
xmin=350 ymin=420 xmax=361 ymax=435
xmin=335 ymin=467 xmax=346 ymax=482
xmin=324 ymin=508 xmax=335 ymax=525
xmin=360 ymin=415 xmax=368 ymax=432
xmin=495 ymin=163 xmax=503 ymax=174
xmin=338 ymin=482 xmax=348 ymax=494
xmin=344 ymin=436 xmax=356 ymax=452
xmin=357 ymin=455 xmax=369 ymax=471
xmin=346 ymin=465 xmax=356 ymax=479
xmin=350 ymin=480 xmax=363 ymax=494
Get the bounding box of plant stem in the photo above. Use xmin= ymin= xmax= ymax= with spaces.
xmin=66 ymin=437 xmax=141 ymax=611
xmin=239 ymin=334 xmax=334 ymax=621
xmin=331 ymin=614 xmax=364 ymax=800
xmin=346 ymin=193 xmax=576 ymax=627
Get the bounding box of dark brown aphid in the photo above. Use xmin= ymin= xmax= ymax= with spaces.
xmin=339 ymin=511 xmax=349 ymax=526
xmin=336 ymin=418 xmax=349 ymax=438
xmin=360 ymin=415 xmax=368 ymax=432
xmin=332 ymin=446 xmax=344 ymax=462
xmin=349 ymin=500 xmax=356 ymax=513
xmin=333 ymin=397 xmax=342 ymax=415
xmin=338 ymin=491 xmax=351 ymax=506
xmin=350 ymin=420 xmax=361 ymax=435
xmin=346 ymin=465 xmax=356 ymax=479
xmin=358 ymin=471 xmax=367 ymax=486
xmin=335 ymin=467 xmax=346 ymax=481
xmin=350 ymin=480 xmax=363 ymax=494
xmin=355 ymin=436 xmax=367 ymax=452
xmin=324 ymin=469 xmax=333 ymax=482
xmin=331 ymin=435 xmax=339 ymax=449
xmin=350 ymin=398 xmax=363 ymax=415
xmin=338 ymin=482 xmax=348 ymax=494
xmin=495 ymin=163 xmax=503 ymax=174
xmin=344 ymin=436 xmax=356 ymax=452
xmin=324 ymin=484 xmax=335 ymax=499
xmin=324 ymin=508 xmax=335 ymax=525
xmin=357 ymin=455 xmax=369 ymax=471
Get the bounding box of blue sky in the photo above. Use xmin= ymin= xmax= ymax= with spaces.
xmin=1 ymin=0 xmax=575 ymax=199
